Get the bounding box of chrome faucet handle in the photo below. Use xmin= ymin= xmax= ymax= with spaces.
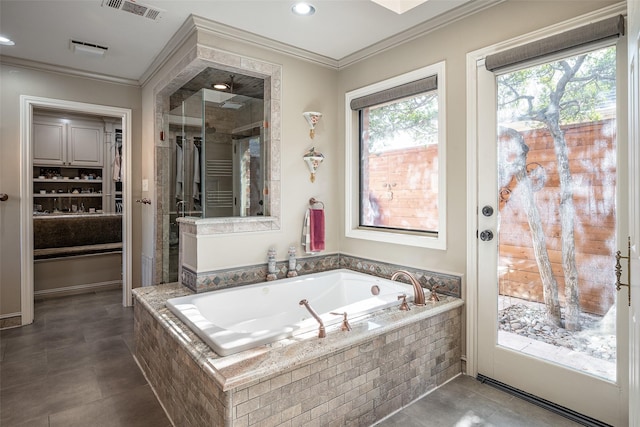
xmin=397 ymin=294 xmax=410 ymax=311
xmin=330 ymin=312 xmax=352 ymax=331
xmin=429 ymin=285 xmax=440 ymax=302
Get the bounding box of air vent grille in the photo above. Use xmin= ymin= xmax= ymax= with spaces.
xmin=105 ymin=0 xmax=123 ymax=9
xmin=102 ymin=0 xmax=164 ymax=21
xmin=145 ymin=8 xmax=161 ymax=20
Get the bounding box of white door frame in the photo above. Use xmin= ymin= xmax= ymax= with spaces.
xmin=626 ymin=0 xmax=640 ymax=425
xmin=20 ymin=95 xmax=133 ymax=324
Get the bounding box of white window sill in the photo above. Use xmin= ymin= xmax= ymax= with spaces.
xmin=346 ymin=227 xmax=446 ymax=250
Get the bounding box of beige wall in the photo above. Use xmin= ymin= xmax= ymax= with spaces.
xmin=0 ymin=63 xmax=142 ymax=315
xmin=337 ymin=0 xmax=619 ymax=279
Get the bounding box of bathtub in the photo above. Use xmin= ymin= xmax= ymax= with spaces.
xmin=166 ymin=269 xmax=415 ymax=356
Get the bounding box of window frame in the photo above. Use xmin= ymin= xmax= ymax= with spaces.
xmin=345 ymin=61 xmax=447 ymax=249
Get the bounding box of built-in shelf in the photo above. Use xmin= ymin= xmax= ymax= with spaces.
xmin=33 ymin=165 xmax=106 ymax=214
xmin=34 ymin=193 xmax=102 ymax=198
xmin=33 ymin=178 xmax=103 ymax=183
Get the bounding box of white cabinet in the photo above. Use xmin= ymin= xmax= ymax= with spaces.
xmin=68 ymin=123 xmax=103 ymax=166
xmin=33 ymin=120 xmax=65 ymax=165
xmin=33 ymin=116 xmax=103 ymax=167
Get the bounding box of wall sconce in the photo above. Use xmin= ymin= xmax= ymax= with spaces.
xmin=303 ymin=147 xmax=324 ymax=183
xmin=303 ymin=111 xmax=322 ymax=139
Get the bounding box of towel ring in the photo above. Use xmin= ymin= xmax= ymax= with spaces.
xmin=309 ymin=197 xmax=324 ymax=209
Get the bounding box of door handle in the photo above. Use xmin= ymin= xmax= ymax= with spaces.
xmin=0 ymin=193 xmax=8 ymax=201
xmin=479 ymin=230 xmax=494 ymax=241
xmin=482 ymin=205 xmax=494 ymax=217
xmin=615 ymin=236 xmax=631 ymax=306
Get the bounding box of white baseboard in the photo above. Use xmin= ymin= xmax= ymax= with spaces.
xmin=0 ymin=312 xmax=23 ymax=330
xmin=34 ymin=280 xmax=122 ymax=298
xmin=0 ymin=311 xmax=21 ymax=320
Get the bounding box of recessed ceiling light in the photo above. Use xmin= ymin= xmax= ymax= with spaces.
xmin=0 ymin=35 xmax=15 ymax=46
xmin=292 ymin=2 xmax=315 ymax=16
xmin=213 ymin=83 xmax=230 ymax=90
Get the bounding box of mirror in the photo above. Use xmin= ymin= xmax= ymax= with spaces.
xmin=166 ymin=68 xmax=267 ymax=218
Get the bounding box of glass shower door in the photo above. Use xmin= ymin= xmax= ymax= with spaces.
xmin=166 ymin=90 xmax=204 ymax=282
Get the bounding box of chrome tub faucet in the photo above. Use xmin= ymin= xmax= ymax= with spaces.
xmin=390 ymin=270 xmax=426 ymax=306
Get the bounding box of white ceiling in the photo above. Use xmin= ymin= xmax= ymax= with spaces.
xmin=0 ymin=0 xmax=496 ymax=84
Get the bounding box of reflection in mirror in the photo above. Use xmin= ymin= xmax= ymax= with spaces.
xmin=167 ymin=68 xmax=267 ymax=218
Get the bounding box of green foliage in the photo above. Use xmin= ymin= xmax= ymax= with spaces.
xmin=497 ymin=46 xmax=616 ymax=127
xmin=365 ymin=93 xmax=438 ymax=152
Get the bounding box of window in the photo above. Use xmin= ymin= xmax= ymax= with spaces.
xmin=345 ymin=62 xmax=446 ymax=249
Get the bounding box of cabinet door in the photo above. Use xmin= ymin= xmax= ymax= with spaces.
xmin=69 ymin=122 xmax=103 ymax=167
xmin=33 ymin=120 xmax=66 ymax=166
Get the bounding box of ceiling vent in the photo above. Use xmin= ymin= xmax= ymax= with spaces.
xmin=70 ymin=40 xmax=109 ymax=57
xmin=102 ymin=0 xmax=164 ymax=21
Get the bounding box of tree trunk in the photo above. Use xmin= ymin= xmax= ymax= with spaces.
xmin=542 ymin=57 xmax=583 ymax=332
xmin=500 ymin=127 xmax=563 ymax=327
xmin=547 ymin=118 xmax=581 ymax=331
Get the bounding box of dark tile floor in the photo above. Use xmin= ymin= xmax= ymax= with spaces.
xmin=0 ymin=289 xmax=170 ymax=427
xmin=1 ymin=289 xmax=580 ymax=427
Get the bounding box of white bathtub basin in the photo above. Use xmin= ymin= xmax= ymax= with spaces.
xmin=166 ymin=269 xmax=414 ymax=356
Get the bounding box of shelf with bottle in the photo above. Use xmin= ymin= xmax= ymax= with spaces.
xmin=33 ymin=178 xmax=103 ymax=183
xmin=34 ymin=166 xmax=102 ymax=180
xmin=33 ymin=165 xmax=104 ymax=215
xmin=34 ymin=180 xmax=103 ymax=197
xmin=34 ymin=193 xmax=102 ymax=198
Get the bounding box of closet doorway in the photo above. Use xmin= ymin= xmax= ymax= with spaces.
xmin=19 ymin=96 xmax=133 ymax=324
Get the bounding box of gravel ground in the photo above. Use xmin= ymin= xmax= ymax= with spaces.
xmin=498 ymin=302 xmax=616 ymax=361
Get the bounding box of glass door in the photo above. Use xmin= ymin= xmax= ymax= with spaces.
xmin=477 ymin=43 xmax=628 ymax=425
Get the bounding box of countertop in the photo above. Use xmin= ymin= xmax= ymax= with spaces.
xmin=133 ymin=281 xmax=464 ymax=391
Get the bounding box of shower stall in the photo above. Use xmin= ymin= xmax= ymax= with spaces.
xmin=166 ymin=87 xmax=266 ymax=281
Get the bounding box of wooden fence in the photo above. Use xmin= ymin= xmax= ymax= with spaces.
xmin=366 ymin=119 xmax=616 ymax=316
xmin=498 ymin=119 xmax=617 ymax=315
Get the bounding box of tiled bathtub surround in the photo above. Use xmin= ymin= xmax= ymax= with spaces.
xmin=133 ymin=283 xmax=463 ymax=426
xmin=181 ymin=253 xmax=462 ymax=298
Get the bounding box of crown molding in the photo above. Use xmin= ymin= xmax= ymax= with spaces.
xmin=0 ymin=55 xmax=140 ymax=87
xmin=338 ymin=0 xmax=506 ymax=69
xmin=139 ymin=15 xmax=200 ymax=87
xmin=190 ymin=15 xmax=340 ymax=69
xmin=139 ymin=14 xmax=339 ymax=88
